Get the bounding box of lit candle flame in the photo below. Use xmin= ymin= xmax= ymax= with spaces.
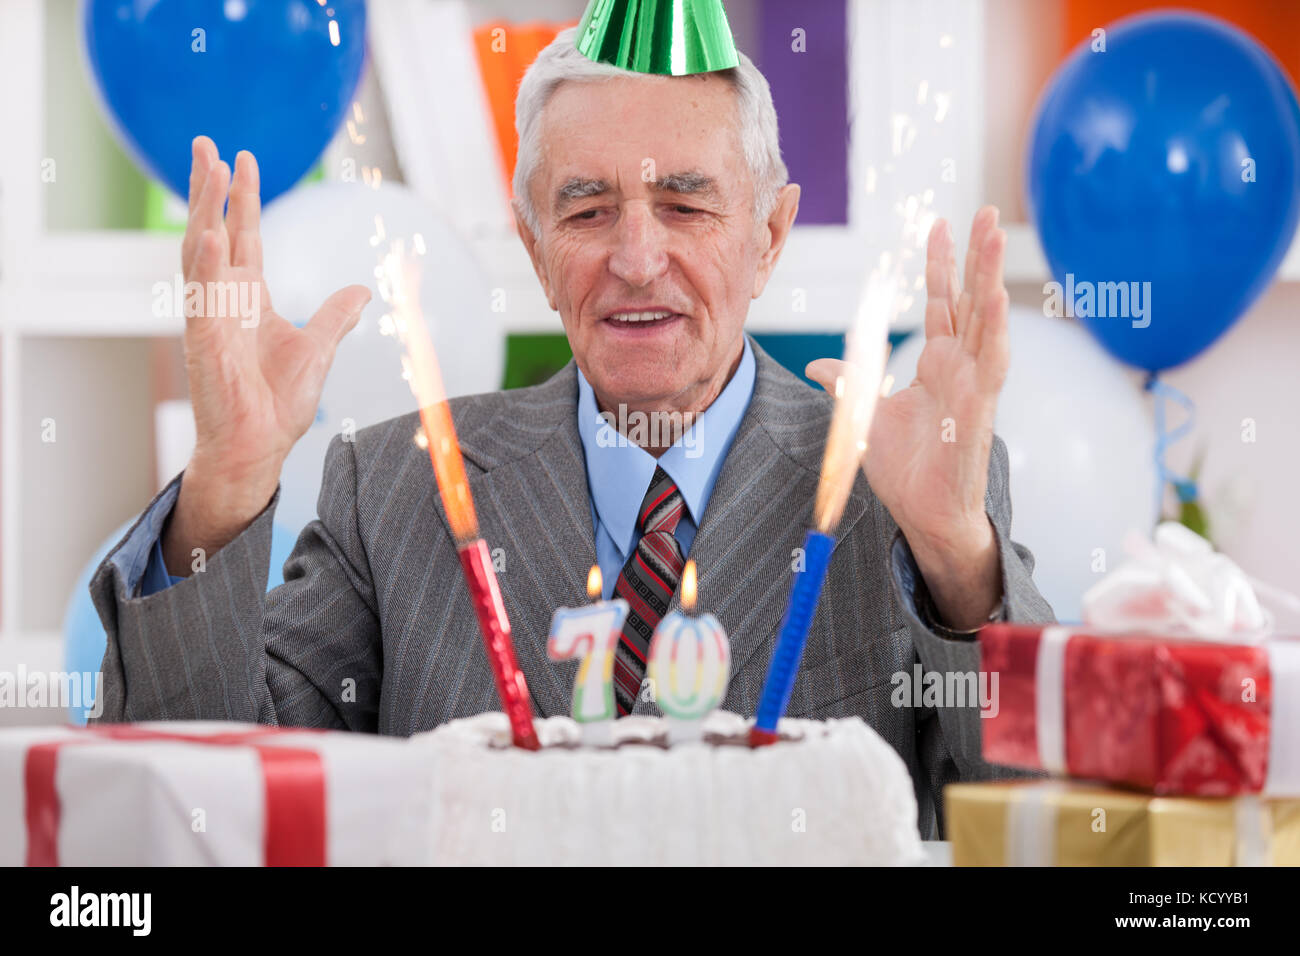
xmin=681 ymin=559 xmax=698 ymax=612
xmin=587 ymin=564 xmax=602 ymax=601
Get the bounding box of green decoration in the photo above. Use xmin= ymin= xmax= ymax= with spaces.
xmin=575 ymin=0 xmax=739 ymax=76
xmin=502 ymin=333 xmax=574 ymax=389
xmin=1165 ymin=446 xmax=1211 ymax=544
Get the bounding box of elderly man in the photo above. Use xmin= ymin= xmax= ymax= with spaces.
xmin=91 ymin=26 xmax=1053 ymax=838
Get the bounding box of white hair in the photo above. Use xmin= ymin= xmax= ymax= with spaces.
xmin=512 ymin=26 xmax=788 ymax=236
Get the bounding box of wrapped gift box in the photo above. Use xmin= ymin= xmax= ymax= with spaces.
xmin=979 ymin=623 xmax=1299 ymax=796
xmin=0 ymin=722 xmax=432 ymax=866
xmin=946 ymin=780 xmax=1300 ymax=866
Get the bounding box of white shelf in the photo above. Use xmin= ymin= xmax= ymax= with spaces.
xmin=3 ymin=232 xmax=183 ymax=336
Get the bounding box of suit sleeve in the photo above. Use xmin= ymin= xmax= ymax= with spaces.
xmin=887 ymin=434 xmax=1055 ymax=837
xmin=89 ymin=435 xmax=382 ymax=731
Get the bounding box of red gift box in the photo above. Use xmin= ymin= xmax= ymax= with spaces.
xmin=979 ymin=623 xmax=1275 ymax=795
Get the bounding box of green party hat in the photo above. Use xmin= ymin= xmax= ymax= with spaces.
xmin=575 ymin=0 xmax=739 ymax=76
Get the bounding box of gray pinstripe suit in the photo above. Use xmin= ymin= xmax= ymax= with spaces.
xmin=90 ymin=337 xmax=1054 ymax=837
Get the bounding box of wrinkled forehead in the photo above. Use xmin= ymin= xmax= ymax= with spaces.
xmin=534 ymin=73 xmax=749 ymax=208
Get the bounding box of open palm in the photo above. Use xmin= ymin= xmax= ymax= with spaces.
xmin=808 ymin=207 xmax=1009 ymax=552
xmin=181 ymin=136 xmax=371 ymax=494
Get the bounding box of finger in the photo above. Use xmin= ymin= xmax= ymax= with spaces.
xmin=231 ymin=230 xmax=271 ymax=314
xmin=227 ymin=151 xmax=262 ymax=269
xmin=187 ymin=230 xmax=228 ymax=333
xmin=232 ymin=228 xmax=263 ymax=280
xmin=304 ymin=285 xmax=372 ymax=352
xmin=962 ymin=205 xmax=999 ymax=293
xmin=955 ymin=206 xmax=998 ymax=342
xmin=976 ymin=284 xmax=1011 ymax=394
xmin=187 ymin=136 xmax=217 ymax=215
xmin=183 ymin=160 xmax=231 ymax=277
xmin=964 ymin=226 xmax=1007 ymax=354
xmin=923 ymin=219 xmax=957 ymax=339
xmin=805 ymin=357 xmax=847 ymax=393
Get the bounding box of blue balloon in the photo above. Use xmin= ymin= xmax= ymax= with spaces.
xmin=1027 ymin=12 xmax=1300 ymax=372
xmin=82 ymin=0 xmax=367 ymax=205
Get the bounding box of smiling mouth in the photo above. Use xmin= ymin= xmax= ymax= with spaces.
xmin=603 ymin=310 xmax=684 ymax=329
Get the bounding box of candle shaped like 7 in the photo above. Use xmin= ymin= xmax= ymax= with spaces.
xmin=646 ymin=560 xmax=731 ymax=744
xmin=547 ymin=565 xmax=629 ymax=745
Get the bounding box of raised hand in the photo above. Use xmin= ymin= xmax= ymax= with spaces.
xmin=162 ymin=136 xmax=372 ymax=574
xmin=807 ymin=206 xmax=1010 ymax=628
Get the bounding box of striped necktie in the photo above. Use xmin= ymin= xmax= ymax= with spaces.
xmin=612 ymin=466 xmax=685 ymax=716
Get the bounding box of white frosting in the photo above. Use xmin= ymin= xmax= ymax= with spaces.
xmin=413 ymin=711 xmax=924 ymax=866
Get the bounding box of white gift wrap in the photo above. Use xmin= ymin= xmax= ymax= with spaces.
xmin=0 ymin=722 xmax=432 ymax=866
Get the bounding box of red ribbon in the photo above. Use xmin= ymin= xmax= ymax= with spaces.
xmin=24 ymin=725 xmax=327 ymax=867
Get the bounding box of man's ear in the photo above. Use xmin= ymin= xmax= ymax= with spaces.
xmin=513 ymin=201 xmax=557 ymax=310
xmin=752 ymin=182 xmax=801 ymax=299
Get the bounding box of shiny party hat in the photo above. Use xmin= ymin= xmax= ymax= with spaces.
xmin=575 ymin=0 xmax=739 ymax=76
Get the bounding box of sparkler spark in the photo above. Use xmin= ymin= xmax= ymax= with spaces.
xmin=816 ymin=76 xmax=947 ymax=534
xmin=349 ymin=101 xmax=540 ymax=751
xmin=813 ymin=261 xmax=895 ymax=535
xmin=376 ymin=238 xmax=479 ymax=544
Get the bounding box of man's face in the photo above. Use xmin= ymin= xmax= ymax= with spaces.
xmin=518 ymin=73 xmax=795 ymax=413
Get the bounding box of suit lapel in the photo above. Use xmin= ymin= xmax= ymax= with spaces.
xmin=428 ymin=363 xmax=595 ymax=718
xmin=643 ymin=339 xmax=874 ymax=713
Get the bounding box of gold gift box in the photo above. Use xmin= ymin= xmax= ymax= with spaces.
xmin=946 ymin=781 xmax=1300 ymax=866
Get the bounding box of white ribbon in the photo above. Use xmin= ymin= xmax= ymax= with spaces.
xmin=1005 ymin=781 xmax=1067 ymax=866
xmin=1034 ymin=626 xmax=1072 ymax=776
xmin=1233 ymin=796 xmax=1272 ymax=867
xmin=1082 ymin=522 xmax=1280 ymax=641
xmin=1265 ymin=640 xmax=1300 ymax=795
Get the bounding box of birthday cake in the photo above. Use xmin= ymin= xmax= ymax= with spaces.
xmin=416 ymin=710 xmax=925 ymax=866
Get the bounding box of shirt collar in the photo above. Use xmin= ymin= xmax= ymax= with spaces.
xmin=576 ymin=337 xmax=756 ymax=555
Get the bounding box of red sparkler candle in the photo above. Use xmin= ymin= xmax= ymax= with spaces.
xmin=381 ymin=242 xmax=540 ymax=751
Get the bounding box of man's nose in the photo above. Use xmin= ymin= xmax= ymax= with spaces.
xmin=607 ymin=202 xmax=669 ymax=287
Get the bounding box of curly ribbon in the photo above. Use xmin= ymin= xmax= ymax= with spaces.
xmin=1143 ymin=373 xmax=1198 ymax=521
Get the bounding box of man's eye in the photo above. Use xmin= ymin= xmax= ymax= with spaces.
xmin=570 ymin=209 xmax=602 ymax=222
xmin=674 ymin=205 xmax=703 ymax=216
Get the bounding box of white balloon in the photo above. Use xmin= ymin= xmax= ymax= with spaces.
xmin=260 ymin=181 xmax=499 ymax=535
xmin=885 ymin=308 xmax=1158 ymax=622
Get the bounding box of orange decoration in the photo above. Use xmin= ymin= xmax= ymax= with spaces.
xmin=473 ymin=21 xmax=580 ymax=201
xmin=1063 ymin=1 xmax=1300 ymax=88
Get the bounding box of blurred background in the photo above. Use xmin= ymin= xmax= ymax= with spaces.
xmin=1 ymin=0 xmax=1298 ymax=723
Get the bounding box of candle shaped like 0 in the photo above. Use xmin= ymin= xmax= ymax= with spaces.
xmin=547 ymin=566 xmax=629 ymax=746
xmin=378 ymin=239 xmax=540 ymax=751
xmin=646 ymin=560 xmax=730 ymax=743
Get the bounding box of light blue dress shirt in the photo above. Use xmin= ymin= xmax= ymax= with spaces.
xmin=576 ymin=337 xmax=756 ymax=599
xmin=136 ymin=338 xmax=757 ymax=598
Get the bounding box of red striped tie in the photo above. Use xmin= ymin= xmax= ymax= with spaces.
xmin=612 ymin=466 xmax=685 ymax=716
